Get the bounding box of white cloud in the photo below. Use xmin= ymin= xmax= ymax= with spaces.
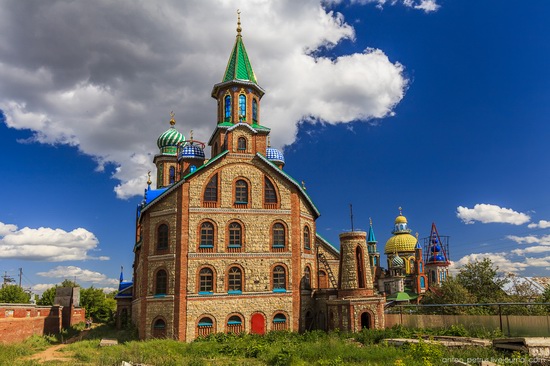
xmin=0 ymin=0 xmax=410 ymax=199
xmin=32 ymin=283 xmax=57 ymax=294
xmin=0 ymin=221 xmax=107 ymax=261
xmin=528 ymin=220 xmax=550 ymax=229
xmin=507 ymin=234 xmax=550 ymax=245
xmin=451 ymin=253 xmax=529 ymax=274
xmin=37 ymin=266 xmax=119 ymax=286
xmin=342 ymin=0 xmax=440 ymax=13
xmin=456 ymin=204 xmax=531 ymax=225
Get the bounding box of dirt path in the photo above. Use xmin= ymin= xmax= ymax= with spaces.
xmin=26 ymin=328 xmax=91 ymax=364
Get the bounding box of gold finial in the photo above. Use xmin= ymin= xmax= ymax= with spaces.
xmin=147 ymin=171 xmax=152 ymax=185
xmin=169 ymin=111 xmax=176 ymax=126
xmin=369 ymin=217 xmax=373 ymax=226
xmin=301 ymin=181 xmax=306 ymax=190
xmin=398 ymin=206 xmax=403 ymax=215
xmin=415 ymin=232 xmax=419 ymax=239
xmin=190 ymin=130 xmax=194 ymax=140
xmin=236 ymin=9 xmax=242 ymax=35
xmin=267 ymin=136 xmax=271 ymax=147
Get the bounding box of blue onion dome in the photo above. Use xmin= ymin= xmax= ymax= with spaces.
xmin=391 ymin=254 xmax=404 ymax=268
xmin=157 ymin=112 xmax=185 ymax=155
xmin=179 ymin=132 xmax=206 ymax=161
xmin=266 ymin=137 xmax=285 ymax=166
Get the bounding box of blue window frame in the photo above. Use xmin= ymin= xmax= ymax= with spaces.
xmin=224 ymin=95 xmax=231 ymax=121
xmin=252 ymin=99 xmax=258 ymax=122
xmin=238 ymin=94 xmax=246 ymax=121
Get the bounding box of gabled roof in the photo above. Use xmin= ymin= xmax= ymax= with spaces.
xmin=207 ymin=122 xmax=270 ymax=145
xmin=139 ymin=151 xmax=229 ymax=217
xmin=256 ymin=152 xmax=320 ymax=218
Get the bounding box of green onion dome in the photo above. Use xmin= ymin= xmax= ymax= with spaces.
xmin=157 ymin=113 xmax=185 ymax=155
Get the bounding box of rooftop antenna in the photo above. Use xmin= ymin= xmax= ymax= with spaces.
xmin=350 ymin=203 xmax=354 ymax=231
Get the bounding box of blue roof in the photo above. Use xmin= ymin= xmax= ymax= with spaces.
xmin=367 ymin=224 xmax=377 ymax=243
xmin=266 ymin=147 xmax=285 ymax=164
xmin=179 ymin=143 xmax=205 ymax=160
xmin=145 ymin=187 xmax=168 ymax=205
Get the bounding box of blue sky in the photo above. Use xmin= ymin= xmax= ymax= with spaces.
xmin=1 ymin=0 xmax=549 ymax=294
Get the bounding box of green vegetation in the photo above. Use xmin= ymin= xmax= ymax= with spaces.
xmin=37 ymin=279 xmax=117 ymax=323
xmin=3 ymin=325 xmax=523 ymax=366
xmin=0 ymin=284 xmax=31 ymax=303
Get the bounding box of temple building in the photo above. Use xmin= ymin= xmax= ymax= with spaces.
xmin=116 ymin=16 xmax=385 ymax=341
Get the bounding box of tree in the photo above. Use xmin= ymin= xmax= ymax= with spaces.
xmin=420 ymin=277 xmax=476 ymax=314
xmin=37 ymin=286 xmax=57 ymax=306
xmin=80 ymin=286 xmax=116 ymax=323
xmin=0 ymin=285 xmax=31 ymax=303
xmin=456 ymin=258 xmax=508 ymax=304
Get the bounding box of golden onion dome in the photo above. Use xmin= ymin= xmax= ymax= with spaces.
xmin=395 ymin=215 xmax=407 ymax=224
xmin=384 ymin=233 xmax=417 ymax=254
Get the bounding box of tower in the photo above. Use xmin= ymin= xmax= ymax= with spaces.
xmin=338 ymin=231 xmax=374 ymax=298
xmin=154 ymin=112 xmax=185 ymax=188
xmin=366 ymin=218 xmax=380 ymax=281
xmin=209 ymin=11 xmax=270 ymax=158
xmin=412 ymin=241 xmax=427 ymax=294
xmin=424 ymin=222 xmax=450 ymax=288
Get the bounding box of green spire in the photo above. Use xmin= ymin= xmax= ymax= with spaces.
xmin=222 ymin=11 xmax=257 ymax=84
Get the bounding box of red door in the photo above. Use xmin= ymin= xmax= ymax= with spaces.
xmin=251 ymin=313 xmax=265 ymax=335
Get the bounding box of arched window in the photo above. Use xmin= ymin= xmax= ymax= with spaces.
xmin=228 ymin=222 xmax=242 ymax=249
xmin=303 ymin=226 xmax=311 ymax=250
xmin=409 ymin=259 xmax=415 ymax=274
xmin=303 ymin=266 xmax=311 ymax=290
xmin=252 ymin=99 xmax=258 ymax=122
xmin=319 ymin=270 xmax=328 ymax=289
xmin=224 ymin=95 xmax=231 ymax=121
xmin=235 ymin=179 xmax=248 ymax=204
xmin=204 ymin=174 xmax=218 ymax=204
xmin=272 ymin=223 xmax=285 ymax=250
xmin=169 ymin=166 xmax=175 ymax=184
xmin=227 ymin=315 xmax=243 ymax=334
xmin=200 ymin=222 xmax=214 ymax=249
xmin=356 ymin=246 xmax=365 ymax=288
xmin=264 ymin=177 xmax=277 ymax=206
xmin=272 ymin=265 xmax=286 ymax=292
xmin=197 ymin=316 xmax=214 ymax=337
xmin=420 ymin=277 xmax=426 ymax=289
xmin=199 ymin=267 xmax=214 ymax=294
xmin=227 ymin=266 xmax=242 ymax=293
xmin=272 ymin=313 xmax=287 ymax=331
xmin=157 ymin=224 xmax=169 ymax=251
xmin=152 ymin=318 xmax=166 ymax=338
xmin=155 ymin=269 xmax=167 ymax=295
xmin=237 ymin=137 xmax=247 ymax=151
xmin=238 ymin=94 xmax=246 ymax=121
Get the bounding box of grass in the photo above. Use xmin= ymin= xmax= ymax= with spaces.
xmin=2 ymin=324 xmax=530 ymax=366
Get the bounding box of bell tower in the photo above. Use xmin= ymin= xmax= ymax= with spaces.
xmin=209 ymin=11 xmax=269 ymax=157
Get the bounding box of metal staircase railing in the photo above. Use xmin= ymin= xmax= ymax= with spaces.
xmin=318 ymin=252 xmax=338 ymax=289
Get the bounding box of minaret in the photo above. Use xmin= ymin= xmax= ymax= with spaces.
xmin=154 ymin=112 xmax=185 ymax=188
xmin=367 ymin=218 xmax=380 ymax=280
xmin=413 ymin=237 xmax=427 ymax=294
xmin=209 ymin=11 xmax=269 ymax=157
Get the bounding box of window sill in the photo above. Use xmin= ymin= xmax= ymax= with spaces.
xmin=272 ymin=288 xmax=287 ymax=293
xmin=198 ymin=291 xmax=213 ymax=296
xmin=153 ymin=294 xmax=166 ymax=298
xmin=228 ymin=290 xmax=242 ymax=295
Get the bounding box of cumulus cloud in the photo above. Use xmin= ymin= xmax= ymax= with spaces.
xmin=456 ymin=204 xmax=531 ymax=225
xmin=451 ymin=253 xmax=530 ymax=274
xmin=338 ymin=0 xmax=440 ymax=13
xmin=37 ymin=266 xmax=119 ymax=286
xmin=508 ymin=234 xmax=550 ymax=256
xmin=0 ymin=221 xmax=107 ymax=261
xmin=0 ymin=0 xmax=410 ymax=199
xmin=528 ymin=220 xmax=550 ymax=229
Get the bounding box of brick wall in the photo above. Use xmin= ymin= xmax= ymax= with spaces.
xmin=0 ymin=304 xmax=84 ymax=344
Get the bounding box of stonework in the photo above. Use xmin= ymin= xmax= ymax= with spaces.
xmin=115 ymin=23 xmax=385 ymax=341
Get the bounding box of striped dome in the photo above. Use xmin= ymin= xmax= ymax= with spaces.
xmin=179 ymin=143 xmax=205 ymax=160
xmin=266 ymin=147 xmax=285 ymax=165
xmin=157 ymin=127 xmax=185 ymax=156
xmin=391 ymin=254 xmax=404 ymax=268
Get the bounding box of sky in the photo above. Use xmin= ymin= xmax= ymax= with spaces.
xmin=1 ymin=0 xmax=549 ymax=295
